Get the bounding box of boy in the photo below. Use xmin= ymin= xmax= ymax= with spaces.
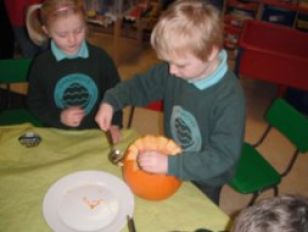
xmin=231 ymin=194 xmax=308 ymax=232
xmin=95 ymin=0 xmax=245 ymax=205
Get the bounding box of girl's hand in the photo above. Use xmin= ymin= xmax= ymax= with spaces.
xmin=109 ymin=125 xmax=121 ymax=144
xmin=95 ymin=103 xmax=113 ymax=131
xmin=137 ymin=151 xmax=168 ymax=174
xmin=60 ymin=106 xmax=85 ymax=127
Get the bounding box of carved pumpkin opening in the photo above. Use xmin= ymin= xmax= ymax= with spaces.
xmin=122 ymin=135 xmax=182 ymax=201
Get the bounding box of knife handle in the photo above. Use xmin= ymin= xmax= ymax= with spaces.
xmin=127 ymin=215 xmax=137 ymax=232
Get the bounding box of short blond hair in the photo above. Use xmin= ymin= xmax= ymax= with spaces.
xmin=151 ymin=0 xmax=223 ymax=62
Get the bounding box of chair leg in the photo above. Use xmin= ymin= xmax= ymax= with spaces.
xmin=127 ymin=106 xmax=135 ymax=129
xmin=234 ymin=48 xmax=243 ymax=76
xmin=247 ymin=192 xmax=259 ymax=206
xmin=248 ymin=186 xmax=279 ymax=207
xmin=273 ymin=186 xmax=279 ymax=196
xmin=0 ymin=89 xmax=6 ymax=109
xmin=253 ymin=125 xmax=272 ymax=148
xmin=2 ymin=84 xmax=10 ymax=109
xmin=281 ymin=149 xmax=300 ymax=178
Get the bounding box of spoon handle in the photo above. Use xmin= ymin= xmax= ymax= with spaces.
xmin=106 ymin=130 xmax=114 ymax=147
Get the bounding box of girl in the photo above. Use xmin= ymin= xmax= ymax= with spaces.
xmin=26 ymin=0 xmax=122 ymax=142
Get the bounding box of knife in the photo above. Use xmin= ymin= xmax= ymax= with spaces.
xmin=127 ymin=215 xmax=137 ymax=232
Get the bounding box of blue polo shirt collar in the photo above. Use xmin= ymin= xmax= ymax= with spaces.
xmin=189 ymin=49 xmax=228 ymax=90
xmin=51 ymin=41 xmax=89 ymax=61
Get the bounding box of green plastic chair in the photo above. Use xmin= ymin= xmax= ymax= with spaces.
xmin=229 ymin=98 xmax=308 ymax=206
xmin=0 ymin=58 xmax=43 ymax=126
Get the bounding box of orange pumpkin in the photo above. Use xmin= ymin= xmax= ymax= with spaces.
xmin=122 ymin=135 xmax=182 ymax=201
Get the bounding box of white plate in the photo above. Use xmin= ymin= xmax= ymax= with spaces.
xmin=43 ymin=170 xmax=134 ymax=232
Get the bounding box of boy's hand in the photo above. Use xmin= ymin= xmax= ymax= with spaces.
xmin=60 ymin=106 xmax=85 ymax=127
xmin=95 ymin=103 xmax=114 ymax=131
xmin=137 ymin=151 xmax=168 ymax=174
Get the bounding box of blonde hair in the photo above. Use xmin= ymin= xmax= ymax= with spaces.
xmin=232 ymin=194 xmax=308 ymax=232
xmin=26 ymin=0 xmax=86 ymax=46
xmin=151 ymin=0 xmax=223 ymax=62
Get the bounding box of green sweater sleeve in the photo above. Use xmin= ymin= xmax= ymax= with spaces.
xmin=103 ymin=63 xmax=168 ymax=111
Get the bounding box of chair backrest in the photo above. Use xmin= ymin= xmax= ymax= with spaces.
xmin=146 ymin=100 xmax=163 ymax=112
xmin=126 ymin=100 xmax=163 ymax=128
xmin=266 ymin=98 xmax=308 ymax=153
xmin=0 ymin=58 xmax=32 ymax=84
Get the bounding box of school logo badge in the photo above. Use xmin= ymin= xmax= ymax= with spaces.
xmin=170 ymin=106 xmax=202 ymax=152
xmin=54 ymin=73 xmax=98 ymax=114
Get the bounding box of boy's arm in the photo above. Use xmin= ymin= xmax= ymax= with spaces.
xmin=103 ymin=63 xmax=168 ymax=111
xmin=102 ymin=53 xmax=123 ymax=128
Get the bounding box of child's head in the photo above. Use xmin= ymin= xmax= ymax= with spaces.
xmin=151 ymin=0 xmax=223 ymax=63
xmin=232 ymin=194 xmax=308 ymax=232
xmin=27 ymin=0 xmax=87 ymax=55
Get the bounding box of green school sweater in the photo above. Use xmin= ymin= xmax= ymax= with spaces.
xmin=27 ymin=43 xmax=122 ymax=129
xmin=104 ymin=62 xmax=245 ymax=186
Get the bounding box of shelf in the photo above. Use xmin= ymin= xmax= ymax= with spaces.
xmin=298 ymin=3 xmax=308 ymax=13
xmin=224 ymin=24 xmax=242 ymax=50
xmin=223 ymin=0 xmax=308 ymax=54
xmin=226 ymin=0 xmax=260 ymax=11
xmin=224 ymin=13 xmax=255 ymax=28
xmin=261 ymin=0 xmax=298 ymax=10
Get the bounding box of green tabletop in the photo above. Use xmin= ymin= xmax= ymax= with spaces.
xmin=0 ymin=123 xmax=230 ymax=232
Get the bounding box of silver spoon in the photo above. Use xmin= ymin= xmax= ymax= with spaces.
xmin=106 ymin=130 xmax=124 ymax=166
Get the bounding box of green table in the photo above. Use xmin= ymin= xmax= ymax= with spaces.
xmin=0 ymin=123 xmax=230 ymax=232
